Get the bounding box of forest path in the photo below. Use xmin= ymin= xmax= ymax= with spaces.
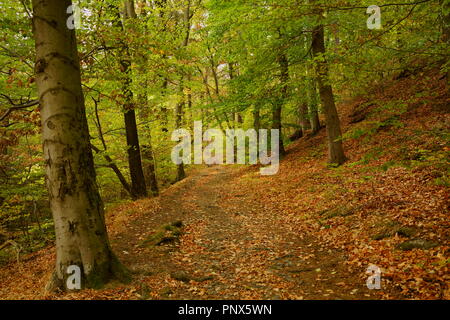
xmin=112 ymin=165 xmax=379 ymax=300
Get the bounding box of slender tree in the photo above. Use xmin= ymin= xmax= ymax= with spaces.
xmin=174 ymin=0 xmax=192 ymax=182
xmin=306 ymin=57 xmax=321 ymax=134
xmin=274 ymin=51 xmax=288 ymax=156
xmin=311 ymin=21 xmax=346 ymax=165
xmin=137 ymin=0 xmax=159 ymax=196
xmin=91 ymin=97 xmax=132 ymax=196
xmin=298 ymin=102 xmax=311 ymax=133
xmin=119 ymin=1 xmax=148 ymax=198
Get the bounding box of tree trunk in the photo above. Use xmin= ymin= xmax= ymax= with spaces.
xmin=442 ymin=0 xmax=450 ymax=42
xmin=32 ymin=0 xmax=128 ymax=291
xmin=253 ymin=106 xmax=260 ymax=141
xmin=174 ymin=0 xmax=192 ymax=182
xmin=124 ymin=107 xmax=147 ymax=199
xmin=137 ymin=2 xmax=159 ymax=196
xmin=175 ymin=95 xmax=186 ymax=182
xmin=441 ymin=0 xmax=450 ymax=79
xmin=275 ymin=52 xmax=288 ymax=156
xmin=308 ymin=76 xmax=321 ymax=134
xmin=228 ymin=62 xmax=243 ymax=126
xmin=306 ymin=60 xmax=321 ymax=134
xmin=141 ymin=143 xmax=159 ymax=196
xmin=91 ymin=144 xmax=131 ymax=195
xmin=139 ymin=119 xmax=159 ymax=198
xmin=304 ymin=29 xmax=321 ymax=135
xmin=299 ymin=103 xmax=311 ymax=133
xmin=92 ymin=98 xmax=132 ymax=196
xmin=236 ymin=113 xmax=243 ymax=124
xmin=291 ymin=101 xmax=311 ymax=141
xmin=121 ymin=1 xmax=147 ymax=199
xmin=311 ymin=24 xmax=346 ymax=165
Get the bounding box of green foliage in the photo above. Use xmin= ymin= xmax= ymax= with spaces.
xmin=343 ymin=101 xmax=408 ymax=142
xmin=347 ymin=148 xmax=384 ymax=168
xmin=0 ymin=0 xmax=448 ymax=258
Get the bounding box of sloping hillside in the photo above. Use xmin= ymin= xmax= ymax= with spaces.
xmin=234 ymin=68 xmax=449 ymax=299
xmin=0 ymin=69 xmax=448 ymax=300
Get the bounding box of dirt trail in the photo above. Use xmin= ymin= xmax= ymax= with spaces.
xmin=113 ymin=165 xmax=380 ymax=300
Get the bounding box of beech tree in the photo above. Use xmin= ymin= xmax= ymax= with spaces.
xmin=311 ymin=22 xmax=347 ymax=165
xmin=119 ymin=1 xmax=148 ymax=199
xmin=31 ymin=0 xmax=128 ymax=290
xmin=274 ymin=51 xmax=288 ymax=156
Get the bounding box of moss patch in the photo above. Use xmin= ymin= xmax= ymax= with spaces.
xmin=141 ymin=221 xmax=183 ymax=247
xmin=371 ymin=221 xmax=418 ymax=240
xmin=320 ymin=205 xmax=357 ymax=219
xmin=396 ymin=239 xmax=439 ymax=251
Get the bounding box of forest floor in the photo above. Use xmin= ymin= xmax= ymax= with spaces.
xmin=0 ymin=165 xmax=383 ymax=300
xmin=0 ymin=68 xmax=448 ymax=300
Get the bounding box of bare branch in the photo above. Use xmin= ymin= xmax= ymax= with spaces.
xmin=0 ymin=94 xmax=39 ymax=122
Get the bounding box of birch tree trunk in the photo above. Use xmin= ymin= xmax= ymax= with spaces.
xmin=32 ymin=0 xmax=128 ymax=290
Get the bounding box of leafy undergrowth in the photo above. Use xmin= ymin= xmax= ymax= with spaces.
xmin=0 ymin=70 xmax=448 ymax=300
xmin=233 ymin=69 xmax=449 ymax=299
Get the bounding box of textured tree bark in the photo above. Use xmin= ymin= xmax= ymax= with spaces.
xmin=228 ymin=63 xmax=236 ymax=126
xmin=311 ymin=24 xmax=347 ymax=165
xmin=124 ymin=107 xmax=147 ymax=199
xmin=291 ymin=102 xmax=311 ymax=141
xmin=272 ymin=103 xmax=284 ymax=155
xmin=175 ymin=97 xmax=186 ymax=182
xmin=308 ymin=76 xmax=321 ymax=134
xmin=304 ymin=29 xmax=321 ymax=135
xmin=274 ymin=52 xmax=288 ymax=156
xmin=136 ymin=93 xmax=158 ymax=189
xmin=298 ymin=103 xmax=311 ymax=132
xmin=121 ymin=1 xmax=147 ymax=199
xmin=141 ymin=143 xmax=159 ymax=196
xmin=153 ymin=0 xmax=169 ymax=128
xmin=228 ymin=62 xmax=243 ymax=126
xmin=187 ymin=82 xmax=194 ymax=132
xmin=253 ymin=106 xmax=260 ymax=142
xmin=137 ymin=1 xmax=159 ymax=197
xmin=441 ymin=0 xmax=450 ymax=79
xmin=306 ymin=61 xmax=321 ymax=134
xmin=32 ymin=0 xmax=128 ymax=291
xmin=174 ymin=0 xmax=192 ymax=182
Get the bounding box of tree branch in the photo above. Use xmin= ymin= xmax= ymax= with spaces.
xmin=0 ymin=94 xmax=39 ymax=122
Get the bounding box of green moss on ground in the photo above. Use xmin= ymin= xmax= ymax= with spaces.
xmin=141 ymin=221 xmax=183 ymax=247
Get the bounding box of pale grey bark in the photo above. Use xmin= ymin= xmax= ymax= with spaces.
xmin=32 ymin=0 xmax=128 ymax=290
